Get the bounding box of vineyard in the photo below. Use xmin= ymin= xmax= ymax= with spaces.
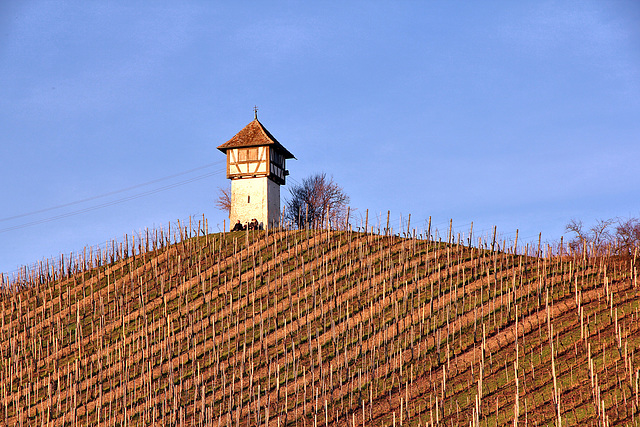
xmin=1 ymin=219 xmax=639 ymax=426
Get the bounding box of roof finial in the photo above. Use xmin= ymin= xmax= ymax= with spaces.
xmin=253 ymin=105 xmax=258 ymax=120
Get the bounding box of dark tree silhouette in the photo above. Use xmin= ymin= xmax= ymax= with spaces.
xmin=285 ymin=173 xmax=349 ymax=229
xmin=615 ymin=217 xmax=640 ymax=255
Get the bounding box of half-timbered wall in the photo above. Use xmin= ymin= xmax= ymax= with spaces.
xmin=227 ymin=146 xmax=287 ymax=185
xmin=226 ymin=147 xmax=269 ymax=178
xmin=269 ymin=149 xmax=286 ymax=185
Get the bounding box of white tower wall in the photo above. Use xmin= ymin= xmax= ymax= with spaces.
xmin=230 ymin=177 xmax=281 ymax=229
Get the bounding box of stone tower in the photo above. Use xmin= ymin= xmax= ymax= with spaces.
xmin=217 ymin=113 xmax=295 ymax=230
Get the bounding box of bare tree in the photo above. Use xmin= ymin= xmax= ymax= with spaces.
xmin=564 ymin=217 xmax=640 ymax=256
xmin=615 ymin=217 xmax=640 ymax=255
xmin=285 ymin=173 xmax=350 ymax=229
xmin=565 ymin=218 xmax=614 ymax=255
xmin=590 ymin=218 xmax=614 ymax=249
xmin=214 ymin=186 xmax=231 ymax=216
xmin=565 ymin=219 xmax=586 ymax=247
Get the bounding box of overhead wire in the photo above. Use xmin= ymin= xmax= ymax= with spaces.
xmin=0 ymin=165 xmax=226 ymax=234
xmin=0 ymin=161 xmax=225 ymax=223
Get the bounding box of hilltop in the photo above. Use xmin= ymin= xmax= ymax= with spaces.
xmin=1 ymin=225 xmax=638 ymax=426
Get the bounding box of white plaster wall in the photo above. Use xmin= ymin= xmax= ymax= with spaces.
xmin=230 ymin=177 xmax=281 ymax=229
xmin=266 ymin=179 xmax=281 ymax=227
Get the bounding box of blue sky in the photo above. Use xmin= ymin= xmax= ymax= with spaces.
xmin=1 ymin=1 xmax=639 ymax=275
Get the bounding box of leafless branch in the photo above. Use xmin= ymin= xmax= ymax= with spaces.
xmin=285 ymin=173 xmax=350 ymax=229
xmin=214 ymin=186 xmax=231 ymax=215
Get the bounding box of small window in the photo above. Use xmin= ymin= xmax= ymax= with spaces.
xmin=238 ymin=150 xmax=247 ymax=161
xmin=247 ymin=196 xmax=250 ymax=203
xmin=247 ymin=148 xmax=258 ymax=161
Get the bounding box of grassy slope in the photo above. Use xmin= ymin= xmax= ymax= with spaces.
xmin=0 ymin=228 xmax=638 ymax=426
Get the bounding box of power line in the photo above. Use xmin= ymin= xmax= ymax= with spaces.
xmin=0 ymin=168 xmax=225 ymax=234
xmin=0 ymin=161 xmax=225 ymax=223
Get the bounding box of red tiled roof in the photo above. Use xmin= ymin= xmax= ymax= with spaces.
xmin=217 ymin=119 xmax=295 ymax=159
